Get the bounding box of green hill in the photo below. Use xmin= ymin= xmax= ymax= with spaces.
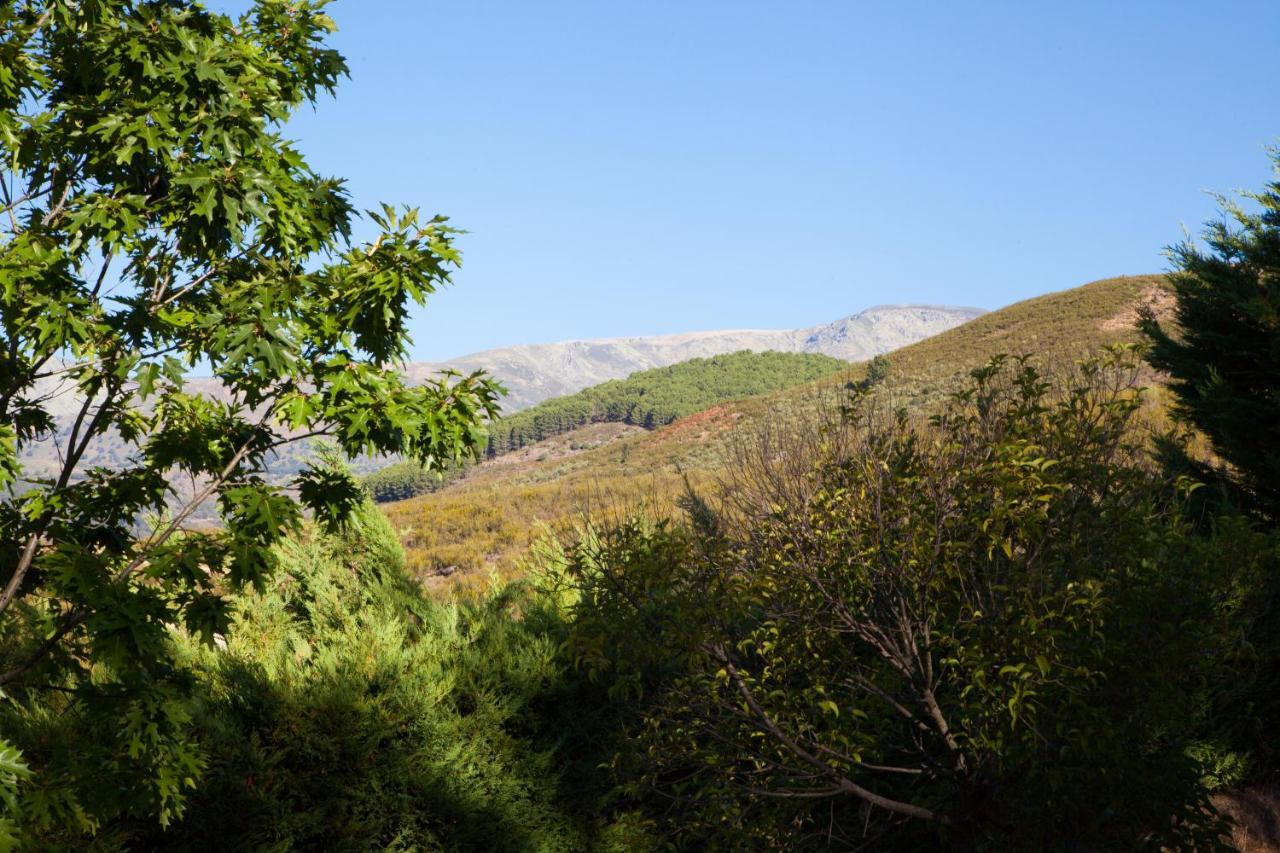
xmin=383 ymin=275 xmax=1173 ymax=591
xmin=487 ymin=349 xmax=848 ymax=451
xmin=365 ymin=350 xmax=847 ymax=502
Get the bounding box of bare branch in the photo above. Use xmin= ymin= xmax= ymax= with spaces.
xmin=711 ymin=648 xmax=953 ymax=826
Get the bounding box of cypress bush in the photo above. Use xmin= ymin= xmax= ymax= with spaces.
xmin=123 ymin=497 xmax=655 ymax=851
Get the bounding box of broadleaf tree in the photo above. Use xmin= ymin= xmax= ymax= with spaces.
xmin=0 ymin=0 xmax=502 ymax=831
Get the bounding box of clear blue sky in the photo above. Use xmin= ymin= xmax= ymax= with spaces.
xmin=218 ymin=1 xmax=1278 ymax=361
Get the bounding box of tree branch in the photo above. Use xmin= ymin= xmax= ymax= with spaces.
xmin=0 ymin=423 xmax=263 ymax=686
xmin=712 ymin=648 xmax=953 ymax=826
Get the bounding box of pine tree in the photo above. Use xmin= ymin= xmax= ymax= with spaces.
xmin=1141 ymin=150 xmax=1280 ymax=522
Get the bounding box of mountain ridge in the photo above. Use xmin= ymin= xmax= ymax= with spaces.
xmin=405 ymin=303 xmax=985 ymax=412
xmin=16 ymin=303 xmax=982 ymax=480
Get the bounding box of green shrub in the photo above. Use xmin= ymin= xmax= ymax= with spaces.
xmin=109 ymin=497 xmax=657 ymax=852
xmin=555 ymin=348 xmax=1268 ymax=850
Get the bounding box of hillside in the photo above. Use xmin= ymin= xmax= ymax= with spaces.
xmin=365 ymin=350 xmax=850 ymax=502
xmin=403 ymin=304 xmax=984 ymax=411
xmin=382 ymin=275 xmax=1174 ymax=591
xmin=488 ymin=350 xmax=849 ymax=451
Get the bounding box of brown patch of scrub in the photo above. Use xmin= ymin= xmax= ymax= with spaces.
xmin=1101 ymin=283 xmax=1176 ymax=333
xmin=1215 ymin=784 xmax=1280 ymax=852
xmin=657 ymin=403 xmax=742 ymax=440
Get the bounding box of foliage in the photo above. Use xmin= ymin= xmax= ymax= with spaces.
xmin=0 ymin=0 xmax=500 ymax=835
xmin=1140 ymin=149 xmax=1280 ymax=524
xmin=0 ymin=739 xmax=28 ymax=850
xmin=116 ymin=495 xmax=655 ymax=852
xmin=554 ymin=348 xmax=1266 ymax=850
xmin=1141 ymin=151 xmax=1280 ymax=782
xmin=858 ymin=353 xmax=890 ymax=389
xmin=1 ymin=458 xmax=661 ymax=849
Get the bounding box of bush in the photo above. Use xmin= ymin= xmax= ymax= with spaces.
xmin=555 ymin=347 xmax=1269 ymax=850
xmin=111 ymin=497 xmax=656 ymax=851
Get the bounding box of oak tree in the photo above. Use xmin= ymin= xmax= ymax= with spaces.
xmin=0 ymin=0 xmax=500 ymax=832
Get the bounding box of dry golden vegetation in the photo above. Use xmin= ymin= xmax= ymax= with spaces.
xmin=383 ymin=274 xmax=1177 ymax=593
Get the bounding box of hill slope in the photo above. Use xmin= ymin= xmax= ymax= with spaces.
xmin=486 ymin=350 xmax=848 ymax=452
xmin=365 ymin=350 xmax=850 ymax=502
xmin=382 ymin=275 xmax=1173 ymax=591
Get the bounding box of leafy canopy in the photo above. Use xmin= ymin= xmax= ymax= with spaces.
xmin=0 ymin=0 xmax=500 ymax=833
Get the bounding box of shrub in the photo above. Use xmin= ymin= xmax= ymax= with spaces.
xmin=119 ymin=495 xmax=656 ymax=851
xmin=557 ymin=347 xmax=1266 ymax=850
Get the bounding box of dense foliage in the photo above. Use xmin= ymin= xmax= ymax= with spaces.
xmin=5 ymin=351 xmax=1278 ymax=849
xmin=552 ymin=349 xmax=1275 ymax=849
xmin=1142 ymin=151 xmax=1280 ymax=779
xmin=1141 ymin=150 xmax=1280 ymax=524
xmin=110 ymin=496 xmax=651 ymax=852
xmin=0 ymin=0 xmax=498 ymax=838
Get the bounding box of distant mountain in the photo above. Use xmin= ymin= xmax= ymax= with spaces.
xmin=404 ymin=305 xmax=985 ymax=413
xmin=16 ymin=303 xmax=982 ymax=482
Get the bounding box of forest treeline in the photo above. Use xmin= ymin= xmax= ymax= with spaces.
xmin=486 ymin=350 xmax=848 ymax=452
xmin=363 ymin=350 xmax=850 ymax=502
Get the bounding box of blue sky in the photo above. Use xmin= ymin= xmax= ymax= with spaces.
xmin=219 ymin=1 xmax=1277 ymax=361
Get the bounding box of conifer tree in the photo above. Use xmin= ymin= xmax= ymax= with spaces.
xmin=1141 ymin=151 xmax=1280 ymax=522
